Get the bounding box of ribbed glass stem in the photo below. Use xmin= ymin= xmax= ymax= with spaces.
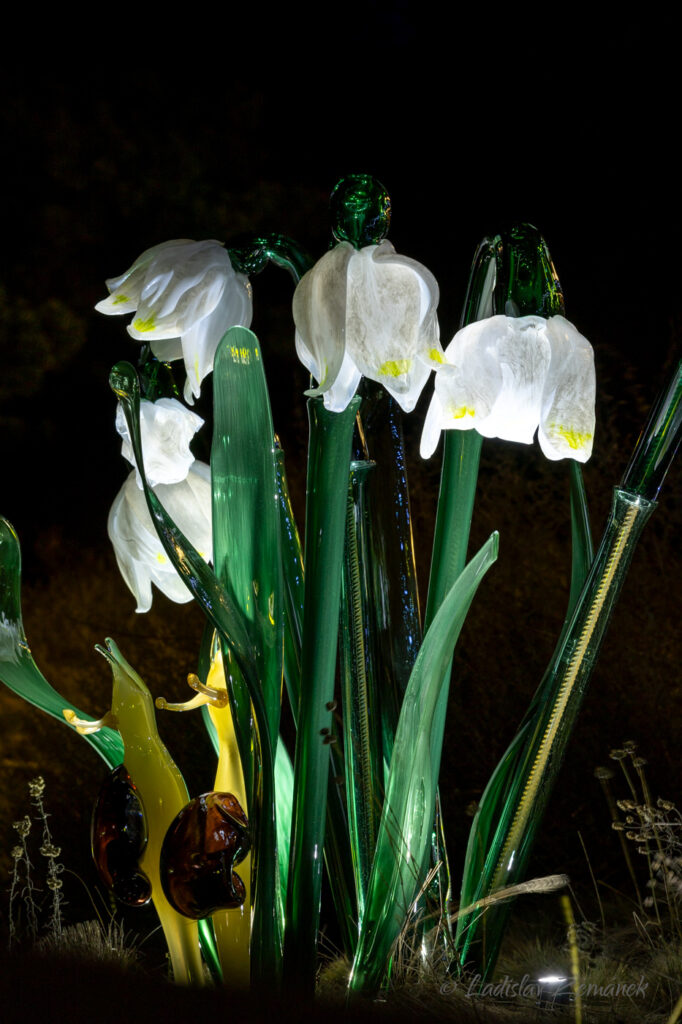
xmin=340 ymin=461 xmax=381 ymax=925
xmin=456 ymin=488 xmax=656 ymax=973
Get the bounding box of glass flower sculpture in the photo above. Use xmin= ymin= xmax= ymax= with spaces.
xmin=109 ymin=397 xmax=212 ymax=612
xmin=420 ymin=313 xmax=596 ymax=461
xmin=293 ymin=240 xmax=444 ymax=412
xmin=96 ymin=239 xmax=252 ymax=402
xmin=116 ymin=397 xmax=204 ymax=488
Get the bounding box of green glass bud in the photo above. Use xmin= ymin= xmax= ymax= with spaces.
xmin=462 ymin=223 xmax=565 ymax=325
xmin=330 ymin=174 xmax=391 ymax=248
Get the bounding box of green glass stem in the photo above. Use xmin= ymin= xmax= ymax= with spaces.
xmin=349 ymin=533 xmax=499 ymax=997
xmin=425 ymin=431 xmax=483 ymax=627
xmin=275 ymin=446 xmax=304 ymax=717
xmin=276 ymin=447 xmax=359 ymax=960
xmin=0 ymin=518 xmax=124 ymax=769
xmin=357 ymin=383 xmax=455 ymax=946
xmin=137 ymin=346 xmax=182 ymax=402
xmin=422 ymin=420 xmax=482 ymax=928
xmin=283 ymin=395 xmax=361 ymax=995
xmin=568 ymin=460 xmax=595 ymax=620
xmin=340 ymin=460 xmax=382 ymax=926
xmin=456 ymin=487 xmax=656 ymax=975
xmin=229 ymin=234 xmax=314 ymax=284
xmin=621 ymin=359 xmax=682 ymax=500
xmin=110 ymin=361 xmax=282 ymax=988
xmin=357 ymin=382 xmax=422 ymax=764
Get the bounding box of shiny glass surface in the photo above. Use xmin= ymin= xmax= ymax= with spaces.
xmin=92 ymin=764 xmax=151 ymax=906
xmin=161 ymin=792 xmax=250 ymax=919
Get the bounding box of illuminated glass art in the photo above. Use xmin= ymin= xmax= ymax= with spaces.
xmin=1 ymin=176 xmax=679 ymax=1006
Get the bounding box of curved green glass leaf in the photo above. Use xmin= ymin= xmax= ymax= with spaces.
xmin=0 ymin=518 xmax=123 ymax=769
xmin=350 ymin=532 xmax=499 ymax=996
xmin=212 ymin=325 xmax=283 ymax=763
xmin=110 ymin=361 xmax=281 ymax=988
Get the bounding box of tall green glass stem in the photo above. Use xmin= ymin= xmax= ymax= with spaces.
xmin=283 ymin=395 xmax=360 ymax=995
xmin=277 ymin=445 xmax=359 ymax=959
xmin=423 ymin=429 xmax=483 ymax=921
xmin=568 ymin=460 xmax=595 ymax=619
xmin=425 ymin=431 xmax=483 ymax=626
xmin=340 ymin=461 xmax=381 ymax=926
xmin=276 ymin=446 xmax=304 ymax=715
xmin=456 ymin=487 xmax=656 ymax=974
xmin=358 ymin=382 xmax=422 ymax=747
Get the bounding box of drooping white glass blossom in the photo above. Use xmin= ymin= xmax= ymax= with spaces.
xmin=420 ymin=314 xmax=595 ymax=462
xmin=293 ymin=240 xmax=444 ymax=412
xmin=115 ymin=397 xmax=204 ymax=488
xmin=96 ymin=239 xmax=252 ymax=403
xmin=108 ymin=462 xmax=212 ymax=613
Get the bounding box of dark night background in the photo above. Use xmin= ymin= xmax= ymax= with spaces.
xmin=0 ymin=6 xmax=680 ymax=1008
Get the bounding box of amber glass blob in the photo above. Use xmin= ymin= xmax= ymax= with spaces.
xmin=91 ymin=765 xmax=151 ymax=907
xmin=160 ymin=792 xmax=250 ymax=920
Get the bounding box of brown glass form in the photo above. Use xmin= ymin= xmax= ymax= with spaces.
xmin=91 ymin=764 xmax=152 ymax=906
xmin=160 ymin=792 xmax=250 ymax=919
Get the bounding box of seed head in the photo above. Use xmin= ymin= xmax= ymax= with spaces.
xmin=13 ymin=816 xmax=31 ymax=838
xmin=28 ymin=776 xmax=45 ymax=798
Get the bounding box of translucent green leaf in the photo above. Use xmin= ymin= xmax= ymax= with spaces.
xmin=350 ymin=532 xmax=499 ymax=995
xmin=212 ymin=326 xmax=283 ymax=746
xmin=0 ymin=518 xmax=123 ymax=769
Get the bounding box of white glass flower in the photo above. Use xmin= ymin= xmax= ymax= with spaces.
xmin=420 ymin=314 xmax=595 ymax=462
xmin=293 ymin=240 xmax=444 ymax=413
xmin=96 ymin=239 xmax=252 ymax=403
xmin=115 ymin=397 xmax=204 ymax=488
xmin=108 ymin=462 xmax=212 ymax=613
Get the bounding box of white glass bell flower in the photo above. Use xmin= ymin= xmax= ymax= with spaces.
xmin=538 ymin=316 xmax=596 ymax=461
xmin=96 ymin=239 xmax=252 ymax=403
xmin=115 ymin=397 xmax=204 ymax=489
xmin=420 ymin=314 xmax=595 ymax=462
xmin=293 ymin=240 xmax=443 ymax=413
xmin=108 ymin=462 xmax=212 ymax=613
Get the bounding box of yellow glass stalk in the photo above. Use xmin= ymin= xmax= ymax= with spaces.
xmin=66 ymin=638 xmax=205 ymax=985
